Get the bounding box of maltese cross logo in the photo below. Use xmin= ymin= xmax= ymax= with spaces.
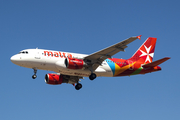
xmin=140 ymin=45 xmax=154 ymax=63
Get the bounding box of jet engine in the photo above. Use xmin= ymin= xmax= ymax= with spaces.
xmin=65 ymin=58 xmax=87 ymax=69
xmin=45 ymin=73 xmax=83 ymax=90
xmin=45 ymin=73 xmax=70 ymax=85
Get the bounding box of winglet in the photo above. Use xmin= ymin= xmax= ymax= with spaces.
xmin=137 ymin=35 xmax=142 ymax=40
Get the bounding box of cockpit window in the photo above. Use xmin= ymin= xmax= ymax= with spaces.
xmin=19 ymin=51 xmax=28 ymax=54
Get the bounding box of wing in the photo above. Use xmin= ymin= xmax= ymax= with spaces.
xmin=84 ymin=35 xmax=141 ymax=71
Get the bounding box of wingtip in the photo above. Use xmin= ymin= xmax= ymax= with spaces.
xmin=137 ymin=35 xmax=142 ymax=40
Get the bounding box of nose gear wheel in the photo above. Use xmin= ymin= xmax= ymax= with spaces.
xmin=32 ymin=68 xmax=37 ymax=79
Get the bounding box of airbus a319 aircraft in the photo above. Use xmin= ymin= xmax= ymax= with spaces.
xmin=11 ymin=35 xmax=170 ymax=90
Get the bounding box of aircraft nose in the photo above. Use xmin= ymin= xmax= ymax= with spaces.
xmin=10 ymin=55 xmax=20 ymax=64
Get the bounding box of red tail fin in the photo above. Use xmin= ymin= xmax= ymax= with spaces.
xmin=129 ymin=37 xmax=157 ymax=64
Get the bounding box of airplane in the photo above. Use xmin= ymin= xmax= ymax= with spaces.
xmin=10 ymin=35 xmax=170 ymax=90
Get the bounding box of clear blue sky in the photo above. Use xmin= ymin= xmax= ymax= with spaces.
xmin=1 ymin=0 xmax=179 ymax=120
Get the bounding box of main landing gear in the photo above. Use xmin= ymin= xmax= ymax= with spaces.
xmin=89 ymin=73 xmax=96 ymax=80
xmin=32 ymin=68 xmax=37 ymax=79
xmin=75 ymin=73 xmax=96 ymax=90
xmin=75 ymin=83 xmax=82 ymax=90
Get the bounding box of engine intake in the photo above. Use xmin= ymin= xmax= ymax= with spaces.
xmin=45 ymin=74 xmax=63 ymax=85
xmin=45 ymin=73 xmax=71 ymax=85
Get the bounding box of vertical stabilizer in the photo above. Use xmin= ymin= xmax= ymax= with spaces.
xmin=129 ymin=37 xmax=157 ymax=64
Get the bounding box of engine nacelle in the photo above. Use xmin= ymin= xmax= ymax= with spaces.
xmin=65 ymin=58 xmax=87 ymax=69
xmin=45 ymin=73 xmax=69 ymax=85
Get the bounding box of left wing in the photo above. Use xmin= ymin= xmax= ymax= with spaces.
xmin=84 ymin=35 xmax=141 ymax=71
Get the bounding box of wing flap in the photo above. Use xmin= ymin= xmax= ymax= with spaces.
xmin=142 ymin=57 xmax=170 ymax=68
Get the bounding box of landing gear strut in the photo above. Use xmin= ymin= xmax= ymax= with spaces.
xmin=75 ymin=83 xmax=82 ymax=90
xmin=89 ymin=73 xmax=96 ymax=80
xmin=32 ymin=68 xmax=37 ymax=79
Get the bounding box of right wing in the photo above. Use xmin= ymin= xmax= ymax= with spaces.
xmin=84 ymin=35 xmax=141 ymax=71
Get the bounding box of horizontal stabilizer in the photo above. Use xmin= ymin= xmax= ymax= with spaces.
xmin=142 ymin=57 xmax=170 ymax=68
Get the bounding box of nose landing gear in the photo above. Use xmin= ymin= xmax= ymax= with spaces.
xmin=32 ymin=68 xmax=37 ymax=79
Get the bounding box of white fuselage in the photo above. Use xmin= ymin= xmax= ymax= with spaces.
xmin=11 ymin=49 xmax=113 ymax=77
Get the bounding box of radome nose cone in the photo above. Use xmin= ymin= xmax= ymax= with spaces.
xmin=10 ymin=55 xmax=15 ymax=62
xmin=10 ymin=55 xmax=19 ymax=63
